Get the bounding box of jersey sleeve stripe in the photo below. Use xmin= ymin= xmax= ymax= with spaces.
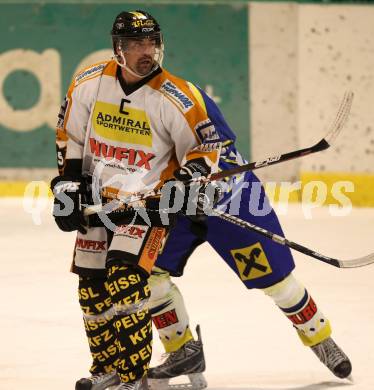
xmin=187 ymin=81 xmax=207 ymax=114
xmin=74 ymin=60 xmax=111 ymax=87
xmin=102 ymin=60 xmax=117 ymax=77
xmin=187 ymin=150 xmax=218 ymax=164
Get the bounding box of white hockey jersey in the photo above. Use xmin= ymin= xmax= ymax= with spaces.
xmin=56 ymin=60 xmax=220 ymax=196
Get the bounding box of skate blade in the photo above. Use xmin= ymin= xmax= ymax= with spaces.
xmin=346 ymin=374 xmax=354 ymax=383
xmin=148 ymin=373 xmax=207 ymax=390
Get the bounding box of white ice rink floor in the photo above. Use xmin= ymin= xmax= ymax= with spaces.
xmin=1 ymin=198 xmax=374 ymax=390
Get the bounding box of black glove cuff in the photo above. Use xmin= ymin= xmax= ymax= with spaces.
xmin=174 ymin=157 xmax=210 ymax=182
xmin=50 ymin=175 xmax=82 ymax=195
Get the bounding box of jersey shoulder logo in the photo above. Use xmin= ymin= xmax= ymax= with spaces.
xmin=160 ymin=80 xmax=194 ymax=113
xmin=195 ymin=119 xmax=220 ymax=142
xmin=74 ymin=62 xmax=107 ymax=86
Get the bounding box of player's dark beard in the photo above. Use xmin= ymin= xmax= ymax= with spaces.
xmin=135 ymin=55 xmax=154 ymax=75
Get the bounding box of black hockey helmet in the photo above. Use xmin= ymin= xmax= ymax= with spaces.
xmin=111 ymin=10 xmax=161 ymax=39
xmin=111 ymin=10 xmax=164 ymax=73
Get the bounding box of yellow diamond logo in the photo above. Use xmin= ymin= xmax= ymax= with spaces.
xmin=230 ymin=242 xmax=272 ymax=281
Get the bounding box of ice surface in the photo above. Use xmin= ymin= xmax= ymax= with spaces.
xmin=1 ymin=198 xmax=373 ymax=389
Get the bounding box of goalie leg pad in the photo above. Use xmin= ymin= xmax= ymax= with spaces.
xmin=149 ymin=267 xmax=193 ymax=353
xmin=262 ymin=273 xmax=331 ymax=346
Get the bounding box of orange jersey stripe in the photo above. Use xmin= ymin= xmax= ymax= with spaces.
xmin=102 ymin=60 xmax=117 ymax=78
xmin=186 ymin=150 xmax=218 ymax=164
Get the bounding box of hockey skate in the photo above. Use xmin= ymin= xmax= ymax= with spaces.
xmin=75 ymin=371 xmax=120 ymax=390
xmin=311 ymin=337 xmax=352 ymax=379
xmin=148 ymin=325 xmax=207 ymax=390
xmin=112 ymin=377 xmax=149 ymax=390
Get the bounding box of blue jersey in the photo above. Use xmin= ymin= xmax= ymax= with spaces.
xmin=155 ymin=86 xmax=295 ymax=289
xmin=190 ymin=86 xmax=254 ymax=205
xmin=193 ymin=85 xmax=245 ymax=169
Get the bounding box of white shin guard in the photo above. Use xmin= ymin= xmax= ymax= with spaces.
xmin=148 ymin=267 xmax=193 ymax=352
xmin=262 ymin=273 xmax=331 ymax=346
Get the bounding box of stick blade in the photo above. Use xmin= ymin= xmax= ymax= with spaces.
xmin=338 ymin=252 xmax=374 ymax=268
xmin=324 ymin=90 xmax=354 ymax=146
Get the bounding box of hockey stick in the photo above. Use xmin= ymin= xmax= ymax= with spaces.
xmin=82 ymin=91 xmax=369 ymax=268
xmin=212 ymin=208 xmax=374 ymax=269
xmin=209 ymin=90 xmax=354 ymax=181
xmin=83 ymin=200 xmax=374 ymax=268
xmin=85 ymin=90 xmax=353 ymax=208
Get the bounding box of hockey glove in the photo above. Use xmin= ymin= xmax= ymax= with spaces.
xmin=195 ymin=182 xmax=222 ymax=214
xmin=172 ymin=157 xmax=211 ymax=217
xmin=167 ymin=178 xmax=221 ymax=221
xmin=50 ymin=175 xmax=87 ymax=234
xmin=173 ymin=157 xmax=210 ymax=182
xmin=187 ymin=181 xmax=222 ymax=221
xmin=164 ymin=180 xmax=221 ymax=221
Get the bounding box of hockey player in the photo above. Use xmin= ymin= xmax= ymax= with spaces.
xmin=91 ymin=86 xmax=353 ymax=389
xmin=50 ymin=10 xmax=222 ymax=390
xmin=144 ymin=88 xmax=353 ymax=388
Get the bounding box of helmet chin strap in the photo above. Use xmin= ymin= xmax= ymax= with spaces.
xmin=114 ymin=51 xmax=159 ymax=79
